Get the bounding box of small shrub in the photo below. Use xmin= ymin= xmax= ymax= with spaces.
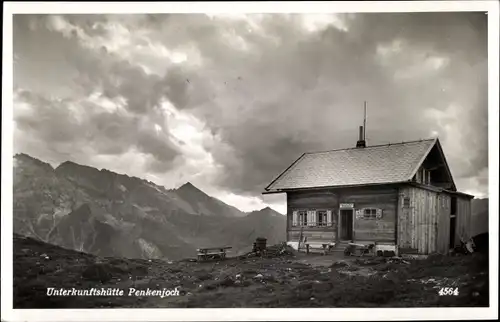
xmin=242 ymin=269 xmax=258 ymax=275
xmin=312 ymin=282 xmax=332 ymax=292
xmin=202 ymin=277 xmax=235 ymax=291
xmin=81 ymin=264 xmax=113 ymax=283
xmin=197 ymin=273 xmax=212 ymax=281
xmin=330 ymin=261 xmax=349 ymax=268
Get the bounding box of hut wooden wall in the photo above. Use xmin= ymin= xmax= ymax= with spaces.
xmin=453 ymin=196 xmax=473 ymax=245
xmin=286 ymin=190 xmax=338 ymax=243
xmin=336 ymin=186 xmax=398 ymax=243
xmin=397 ymin=186 xmax=450 ymax=254
xmin=285 ymin=185 xmax=472 ymax=254
xmin=286 ymin=186 xmax=398 ymax=244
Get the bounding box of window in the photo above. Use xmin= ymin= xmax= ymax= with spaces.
xmin=292 ymin=210 xmax=309 ymax=227
xmin=298 ymin=210 xmax=308 ymax=226
xmin=422 ymin=168 xmax=431 ymax=185
xmin=293 ymin=209 xmax=333 ymax=227
xmin=363 ymin=208 xmax=377 ymax=219
xmin=403 ymin=197 xmax=411 ymax=208
xmin=415 ymin=167 xmax=431 ymax=185
xmin=316 ymin=210 xmax=328 ymax=227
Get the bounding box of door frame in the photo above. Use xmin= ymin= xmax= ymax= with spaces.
xmin=338 ymin=206 xmax=355 ymax=241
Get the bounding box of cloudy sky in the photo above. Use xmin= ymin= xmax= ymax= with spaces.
xmin=13 ymin=12 xmax=488 ymax=214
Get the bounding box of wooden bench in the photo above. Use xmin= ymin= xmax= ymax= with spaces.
xmin=304 ymin=241 xmax=336 ymax=255
xmin=196 ymin=246 xmax=232 ymax=261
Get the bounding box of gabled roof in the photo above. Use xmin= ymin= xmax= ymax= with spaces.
xmin=264 ymin=137 xmax=457 ymax=192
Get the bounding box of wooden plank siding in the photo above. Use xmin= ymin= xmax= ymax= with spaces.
xmin=286 ymin=185 xmax=472 ymax=255
xmin=454 ymin=196 xmax=472 ymax=245
xmin=286 ymin=186 xmax=398 ymax=245
xmin=287 ymin=190 xmax=339 ymax=244
xmin=398 ymin=186 xmax=446 ymax=254
xmin=396 ymin=185 xmax=471 ymax=255
xmin=336 ymin=187 xmax=398 ymax=243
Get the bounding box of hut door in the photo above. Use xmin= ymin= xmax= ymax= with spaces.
xmin=340 ymin=209 xmax=353 ymax=240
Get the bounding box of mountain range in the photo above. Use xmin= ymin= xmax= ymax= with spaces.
xmin=13 ymin=153 xmax=286 ymax=260
xmin=471 ymin=197 xmax=489 ymax=236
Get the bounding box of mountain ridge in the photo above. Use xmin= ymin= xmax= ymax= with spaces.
xmin=471 ymin=198 xmax=488 ymax=236
xmin=13 ymin=153 xmax=286 ymax=260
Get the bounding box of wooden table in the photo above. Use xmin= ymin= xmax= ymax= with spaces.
xmin=196 ymin=246 xmax=232 ymax=261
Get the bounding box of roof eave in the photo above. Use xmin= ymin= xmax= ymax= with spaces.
xmin=263 ymin=181 xmax=410 ymax=193
xmin=405 ymin=182 xmax=474 ymax=198
xmin=434 ymin=138 xmax=458 ymax=191
xmin=261 ymin=190 xmax=286 ymax=195
xmin=407 ymin=137 xmax=438 ymax=181
xmin=443 ymin=189 xmax=475 ymax=199
xmin=406 ymin=138 xmax=457 ymax=191
xmin=264 ymin=153 xmax=307 ymax=191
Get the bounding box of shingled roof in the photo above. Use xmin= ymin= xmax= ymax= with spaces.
xmin=264 ymin=138 xmax=450 ymax=192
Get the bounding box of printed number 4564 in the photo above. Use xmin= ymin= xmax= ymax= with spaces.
xmin=438 ymin=287 xmax=459 ymax=296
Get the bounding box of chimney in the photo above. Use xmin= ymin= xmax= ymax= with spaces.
xmin=356 ymin=125 xmax=366 ymax=148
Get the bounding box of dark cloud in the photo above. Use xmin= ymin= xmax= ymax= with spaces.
xmin=173 ymin=13 xmax=487 ymax=195
xmin=13 ymin=15 xmax=183 ymax=171
xmin=14 ymin=89 xmax=181 ymax=169
xmin=13 ymin=12 xmax=489 ymax=203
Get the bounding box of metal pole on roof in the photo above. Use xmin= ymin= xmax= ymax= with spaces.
xmin=363 ymin=101 xmax=367 ymax=141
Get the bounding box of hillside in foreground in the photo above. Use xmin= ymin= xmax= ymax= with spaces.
xmin=14 ymin=234 xmax=489 ymax=308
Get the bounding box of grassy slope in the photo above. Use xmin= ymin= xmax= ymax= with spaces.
xmin=14 ymin=234 xmax=489 ymax=309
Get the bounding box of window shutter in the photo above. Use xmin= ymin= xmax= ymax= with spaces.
xmin=292 ymin=211 xmax=298 ymax=226
xmin=312 ymin=210 xmax=317 ymax=226
xmin=307 ymin=210 xmax=312 ymax=226
xmin=376 ymin=208 xmax=383 ymax=219
xmin=326 ymin=210 xmax=332 ymax=226
xmin=355 ymin=209 xmax=363 ymax=219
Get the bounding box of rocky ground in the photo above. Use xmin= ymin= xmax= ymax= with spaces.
xmin=13 ymin=234 xmax=489 ymax=308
